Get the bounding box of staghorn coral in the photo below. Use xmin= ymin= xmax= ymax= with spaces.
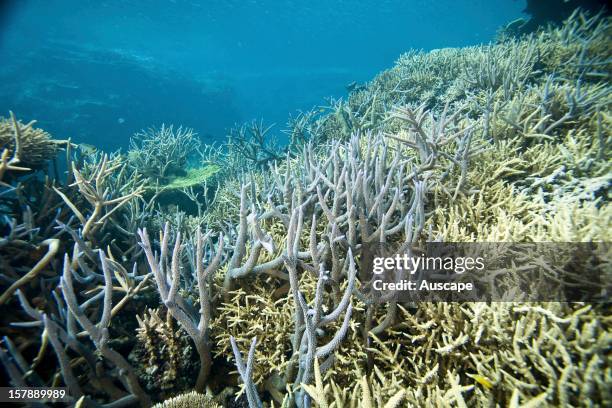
xmin=306 ymin=300 xmax=610 ymax=406
xmin=152 ymin=391 xmax=221 ymax=408
xmin=0 ymin=238 xmax=59 ymax=305
xmin=205 ymin=10 xmax=610 ymax=407
xmin=225 ymin=119 xmax=283 ymax=169
xmin=0 ymin=111 xmax=63 ymax=169
xmin=0 ymin=132 xmax=153 ymax=405
xmin=283 ymin=207 xmax=355 ymax=408
xmin=54 ymin=152 xmax=145 ymax=241
xmin=1 ymin=246 xmax=152 ymax=406
xmin=0 ymin=146 xmax=29 ymax=186
xmin=459 ymin=38 xmax=538 ymax=98
xmin=205 ymin=123 xmax=432 ymax=404
xmin=126 ymin=126 xmax=222 ymax=218
xmin=138 ymin=224 xmax=224 ymax=393
xmin=57 ymin=250 xmax=151 ymax=406
xmin=302 ymin=358 xmax=406 ymax=408
xmin=212 ymin=282 xmax=294 ymax=391
xmin=284 ymin=108 xmax=328 ymax=149
xmin=128 ymin=124 xmax=201 ymax=182
xmin=205 ymin=128 xmax=434 ymax=405
xmin=131 ymin=308 xmax=197 ymax=398
xmin=230 ymin=336 xmax=263 ymax=408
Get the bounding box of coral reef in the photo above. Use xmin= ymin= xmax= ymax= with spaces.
xmin=207 ymin=10 xmax=610 ymax=406
xmin=0 ymin=9 xmax=609 ymax=408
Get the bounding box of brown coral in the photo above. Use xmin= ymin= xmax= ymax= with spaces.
xmin=130 ymin=308 xmax=198 ymax=399
xmin=0 ymin=112 xmax=62 ymax=169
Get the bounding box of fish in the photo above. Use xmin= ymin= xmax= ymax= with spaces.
xmin=467 ymin=373 xmax=494 ymax=390
xmin=77 ymin=143 xmax=98 ymax=155
xmin=346 ymin=81 xmax=366 ymax=94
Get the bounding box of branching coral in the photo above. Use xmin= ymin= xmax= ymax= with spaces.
xmin=54 ymin=153 xmax=145 ymax=242
xmin=138 ymin=224 xmax=224 ymax=393
xmin=0 ymin=134 xmax=153 ymax=404
xmin=207 ymin=10 xmax=610 ymax=407
xmin=59 ymin=251 xmax=151 ymax=406
xmin=230 ymin=336 xmax=263 ymax=408
xmin=211 ymin=280 xmax=294 ymax=400
xmin=132 ymin=308 xmax=197 ymax=397
xmin=226 ymin=119 xmax=283 ymax=169
xmin=0 ymin=111 xmax=64 ymax=169
xmin=1 ymin=246 xmax=151 ymax=406
xmin=0 ymin=147 xmax=29 ymax=187
xmin=303 ymin=358 xmax=406 ymax=408
xmin=152 ymin=391 xmax=221 ymax=408
xmin=460 ymin=38 xmax=538 ymax=98
xmin=128 ymin=124 xmax=201 ymax=182
xmin=284 ymin=109 xmax=328 ymax=149
xmin=0 ymin=238 xmax=59 ymax=305
xmin=275 ymin=200 xmax=356 ymax=407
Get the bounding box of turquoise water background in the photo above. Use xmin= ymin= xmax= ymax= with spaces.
xmin=0 ymin=0 xmax=524 ymax=150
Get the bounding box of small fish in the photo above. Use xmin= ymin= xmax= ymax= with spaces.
xmin=467 ymin=373 xmax=494 ymax=390
xmin=77 ymin=143 xmax=98 ymax=155
xmin=346 ymin=81 xmax=366 ymax=94
xmin=346 ymin=81 xmax=358 ymax=92
xmin=117 ymin=117 xmax=125 ymax=124
xmin=505 ymin=18 xmax=527 ymax=32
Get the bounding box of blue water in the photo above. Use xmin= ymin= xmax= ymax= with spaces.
xmin=0 ymin=0 xmax=525 ymax=151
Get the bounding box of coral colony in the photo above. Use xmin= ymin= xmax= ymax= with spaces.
xmin=0 ymin=9 xmax=610 ymax=408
